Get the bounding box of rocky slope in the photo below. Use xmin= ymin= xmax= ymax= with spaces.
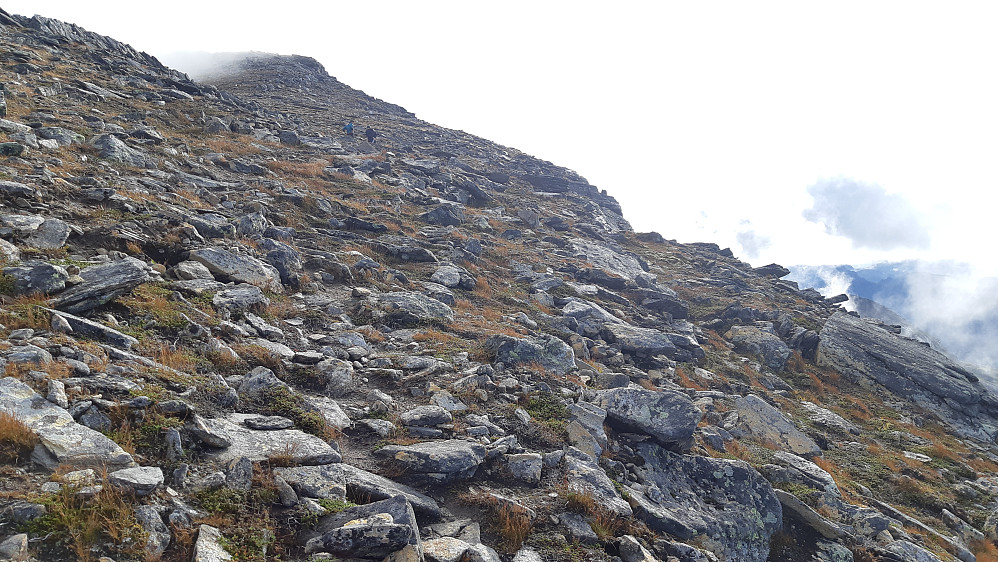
xmin=1 ymin=8 xmax=998 ymax=562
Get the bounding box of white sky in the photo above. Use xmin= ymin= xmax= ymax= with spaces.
xmin=7 ymin=1 xmax=998 ymax=273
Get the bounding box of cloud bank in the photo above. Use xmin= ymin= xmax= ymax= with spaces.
xmin=802 ymin=178 xmax=931 ymax=251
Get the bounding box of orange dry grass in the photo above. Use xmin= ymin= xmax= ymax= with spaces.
xmin=205 ymin=137 xmax=262 ymax=155
xmin=0 ymin=411 xmax=38 ymax=463
xmin=675 ymin=364 xmax=706 ymax=391
xmin=413 ymin=329 xmax=458 ymax=345
xmin=971 ymin=540 xmax=998 ymax=562
xmin=265 ymin=160 xmax=326 ymax=177
xmin=472 ymin=276 xmax=493 ymax=299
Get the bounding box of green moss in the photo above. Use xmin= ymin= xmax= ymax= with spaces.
xmin=317 ymin=498 xmax=357 ymax=513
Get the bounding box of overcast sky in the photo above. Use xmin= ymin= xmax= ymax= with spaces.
xmin=7 ymin=1 xmax=998 ymax=276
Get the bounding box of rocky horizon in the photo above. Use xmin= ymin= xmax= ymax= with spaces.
xmin=0 ymin=8 xmax=997 ymax=562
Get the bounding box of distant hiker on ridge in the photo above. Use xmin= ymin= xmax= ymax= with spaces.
xmin=365 ymin=126 xmax=377 ymax=144
xmin=343 ymin=122 xmax=354 ymax=136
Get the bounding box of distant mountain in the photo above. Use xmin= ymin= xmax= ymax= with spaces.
xmin=788 ymin=261 xmax=998 ymax=381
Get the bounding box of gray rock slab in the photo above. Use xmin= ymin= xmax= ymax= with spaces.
xmin=0 ymin=377 xmax=134 ymax=469
xmin=596 ymin=387 xmax=701 ymax=451
xmin=562 ymin=448 xmax=631 ymax=517
xmin=52 ymin=257 xmax=158 ymax=314
xmin=274 ymin=464 xmax=346 ymax=500
xmin=193 ymin=524 xmax=232 ymax=562
xmin=818 ymin=311 xmax=998 ymax=442
xmin=733 ymin=394 xmax=820 ymax=458
xmin=375 ymin=439 xmax=486 ymax=484
xmin=189 ymin=247 xmax=283 ymax=293
xmin=93 ymin=133 xmax=158 ymax=168
xmin=306 ymin=495 xmax=421 ymax=558
xmin=376 ymin=291 xmax=454 ymax=326
xmin=340 ymin=463 xmax=441 ymax=521
xmin=726 ymin=325 xmax=791 ymax=371
xmin=200 ymin=413 xmax=341 ymax=465
xmin=486 ymin=334 xmax=576 ymax=375
xmin=632 ymin=442 xmax=781 ymax=562
xmin=43 ymin=308 xmax=138 ymax=350
xmin=109 ymin=466 xmax=164 ymax=495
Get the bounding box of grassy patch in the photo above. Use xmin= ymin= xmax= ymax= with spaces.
xmin=0 ymin=411 xmax=38 ymax=463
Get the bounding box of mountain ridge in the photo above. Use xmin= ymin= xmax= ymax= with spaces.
xmin=0 ymin=8 xmax=997 ymax=562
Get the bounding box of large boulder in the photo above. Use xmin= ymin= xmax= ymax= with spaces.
xmin=306 ymin=495 xmax=422 ymax=559
xmin=376 ymin=291 xmax=454 ymax=326
xmin=602 ymin=323 xmax=677 ymax=357
xmin=596 ymin=388 xmax=702 ymax=451
xmin=569 ymin=238 xmax=646 ymax=280
xmin=189 ymin=247 xmax=283 ymax=293
xmin=93 ymin=133 xmax=158 ymax=168
xmin=374 ymin=440 xmax=486 ymax=484
xmin=486 ymin=334 xmax=576 ymax=375
xmin=0 ymin=377 xmax=134 ymax=469
xmin=631 ymin=442 xmax=782 ymax=562
xmin=725 ymin=325 xmax=791 ymax=371
xmin=731 ymin=395 xmax=820 ymax=458
xmin=52 ymin=257 xmax=159 ymax=314
xmin=2 ymin=261 xmax=69 ymax=295
xmin=273 ymin=464 xmax=346 ymax=500
xmin=0 ymin=215 xmax=71 ymax=250
xmin=817 ymin=312 xmax=998 ymax=441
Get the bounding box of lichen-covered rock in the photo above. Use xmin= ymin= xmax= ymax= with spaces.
xmin=200 ymin=413 xmax=341 ymax=465
xmin=732 ymin=394 xmax=821 ymax=458
xmin=0 ymin=377 xmax=134 ymax=469
xmin=631 ymin=442 xmax=782 ymax=562
xmin=93 ymin=133 xmax=158 ymax=168
xmin=109 ymin=466 xmax=164 ymax=495
xmin=374 ymin=439 xmax=486 ymax=484
xmin=486 ymin=334 xmax=576 ymax=375
xmin=52 ymin=257 xmax=159 ymax=314
xmin=340 ymin=464 xmax=441 ymax=521
xmin=189 ymin=247 xmax=283 ymax=293
xmin=817 ymin=311 xmax=998 ymax=441
xmin=596 ymin=387 xmax=701 ymax=451
xmin=561 ymin=448 xmax=631 ymax=517
xmin=725 ymin=325 xmax=791 ymax=371
xmin=376 ymin=291 xmax=454 ymax=326
xmin=274 ymin=464 xmax=346 ymax=500
xmin=306 ymin=495 xmax=422 ymax=558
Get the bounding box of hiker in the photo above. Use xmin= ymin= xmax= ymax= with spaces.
xmin=342 ymin=122 xmax=353 ymax=136
xmin=365 ymin=126 xmax=377 ymax=143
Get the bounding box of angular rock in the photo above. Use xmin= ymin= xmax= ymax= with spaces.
xmin=374 ymin=439 xmax=486 ymax=484
xmin=419 ymin=204 xmax=465 ymax=226
xmin=238 ymin=366 xmax=291 ymax=400
xmin=2 ymin=261 xmax=69 ymax=295
xmin=732 ymin=394 xmax=821 ymax=458
xmin=618 ymin=535 xmax=658 ymax=562
xmin=274 ymin=464 xmax=346 ymax=500
xmin=817 ymin=311 xmax=998 ymax=441
xmin=135 ymin=505 xmax=171 ymax=558
xmin=725 ymin=325 xmax=791 ymax=371
xmin=43 ymin=308 xmax=139 ymax=350
xmin=596 ymin=387 xmax=701 ymax=451
xmin=306 ymin=495 xmax=421 ymax=558
xmin=423 ymin=536 xmax=473 ymax=562
xmin=211 ymin=284 xmax=270 ymax=312
xmin=0 ymin=534 xmax=29 ymax=562
xmin=400 ymin=405 xmax=453 ymax=427
xmin=506 ymin=453 xmax=543 ymax=486
xmin=486 ymin=334 xmax=576 ymax=375
xmin=377 ymin=291 xmax=454 ymax=326
xmin=562 ymin=448 xmax=631 ymax=517
xmin=93 ymin=133 xmax=158 ymax=168
xmin=631 ymin=442 xmax=782 ymax=562
xmin=340 ymin=464 xmax=441 ymax=521
xmin=602 ymin=323 xmax=678 ymax=358
xmin=189 ymin=214 xmax=236 ymax=239
xmin=0 ymin=377 xmax=134 ymax=469
xmin=189 ymin=247 xmax=283 ymax=293
xmin=193 ymin=525 xmax=232 ymax=562
xmin=108 ymin=466 xmax=164 ymax=495
xmin=200 ymin=413 xmax=341 ymax=465
xmin=52 ymin=257 xmax=158 ymax=314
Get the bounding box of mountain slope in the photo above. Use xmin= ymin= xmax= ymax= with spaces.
xmin=0 ymin=8 xmax=997 ymax=562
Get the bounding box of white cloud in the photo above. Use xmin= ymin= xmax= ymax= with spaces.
xmin=802 ymin=178 xmax=931 ymax=251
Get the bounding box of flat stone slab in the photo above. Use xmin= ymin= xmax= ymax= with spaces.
xmin=200 ymin=413 xmax=341 ymax=465
xmin=0 ymin=377 xmax=134 ymax=469
xmin=274 ymin=464 xmax=346 ymax=500
xmin=340 ymin=464 xmax=441 ymax=521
